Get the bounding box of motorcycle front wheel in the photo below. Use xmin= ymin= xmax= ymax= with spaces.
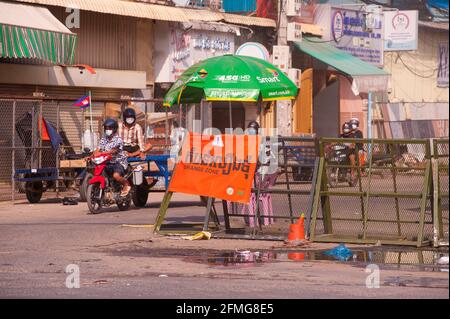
xmin=327 ymin=167 xmax=339 ymax=188
xmin=86 ymin=183 xmax=103 ymax=214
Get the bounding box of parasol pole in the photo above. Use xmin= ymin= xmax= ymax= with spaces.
xmin=228 ymin=100 xmax=232 ymax=132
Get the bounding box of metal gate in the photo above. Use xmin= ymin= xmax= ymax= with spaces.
xmin=0 ymin=96 xmax=171 ymax=202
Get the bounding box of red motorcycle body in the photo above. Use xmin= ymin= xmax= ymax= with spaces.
xmin=88 ymin=153 xmax=112 ymax=189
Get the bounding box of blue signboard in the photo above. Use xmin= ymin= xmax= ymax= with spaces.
xmin=331 ymin=7 xmax=384 ymax=66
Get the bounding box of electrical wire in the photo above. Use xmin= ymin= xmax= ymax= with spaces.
xmin=404 ymin=51 xmax=440 ymax=71
xmin=396 ymin=53 xmax=438 ymax=78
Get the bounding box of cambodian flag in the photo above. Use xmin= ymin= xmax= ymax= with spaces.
xmin=74 ymin=95 xmax=90 ymax=109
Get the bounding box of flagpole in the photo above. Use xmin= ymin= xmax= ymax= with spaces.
xmin=89 ymin=90 xmax=94 ymax=149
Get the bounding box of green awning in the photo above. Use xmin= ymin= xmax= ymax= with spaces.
xmin=0 ymin=1 xmax=77 ymax=65
xmin=294 ymin=38 xmax=390 ymax=93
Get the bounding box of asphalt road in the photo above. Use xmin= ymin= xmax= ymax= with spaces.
xmin=0 ymin=193 xmax=448 ymax=299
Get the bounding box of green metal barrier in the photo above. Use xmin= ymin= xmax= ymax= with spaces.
xmin=432 ymin=139 xmax=449 ymax=247
xmin=310 ymin=138 xmax=434 ymax=247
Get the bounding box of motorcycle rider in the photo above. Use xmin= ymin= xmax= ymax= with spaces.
xmin=340 ymin=122 xmax=352 ymax=138
xmin=340 ymin=122 xmax=357 ymax=179
xmin=118 ymin=108 xmax=152 ymax=160
xmin=92 ymin=119 xmax=131 ymax=197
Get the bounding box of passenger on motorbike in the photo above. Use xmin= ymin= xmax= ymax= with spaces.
xmin=118 ymin=108 xmax=152 ymax=160
xmin=349 ymin=117 xmax=365 ymax=166
xmin=92 ymin=119 xmax=131 ymax=197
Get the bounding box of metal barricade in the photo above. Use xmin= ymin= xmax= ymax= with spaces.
xmin=311 ymin=138 xmax=434 ymax=247
xmin=432 ymin=139 xmax=449 ymax=247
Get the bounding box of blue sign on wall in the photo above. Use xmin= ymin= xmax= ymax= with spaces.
xmin=331 ymin=7 xmax=384 ymax=66
xmin=223 ymin=0 xmax=257 ymax=13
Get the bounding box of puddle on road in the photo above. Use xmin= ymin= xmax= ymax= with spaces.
xmin=184 ymin=249 xmax=449 ymax=272
xmin=109 ymin=246 xmax=449 ymax=272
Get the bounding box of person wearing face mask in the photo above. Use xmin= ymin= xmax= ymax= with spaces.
xmin=247 ymin=121 xmax=260 ymax=136
xmin=118 ymin=108 xmax=151 ymax=160
xmin=349 ymin=117 xmax=365 ymax=166
xmin=340 ymin=120 xmax=364 ymax=178
xmin=93 ymin=119 xmax=131 ymax=196
xmin=349 ymin=118 xmax=363 ymax=139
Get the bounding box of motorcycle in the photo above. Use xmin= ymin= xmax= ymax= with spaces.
xmin=326 ymin=143 xmax=358 ymax=188
xmin=86 ymin=152 xmax=149 ymax=214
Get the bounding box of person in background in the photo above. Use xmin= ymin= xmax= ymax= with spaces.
xmin=349 ymin=117 xmax=365 ymax=167
xmin=118 ymin=108 xmax=152 ymax=160
xmin=93 ymin=119 xmax=131 ymax=197
xmin=170 ymin=120 xmax=187 ymax=155
xmin=340 ymin=122 xmax=352 ymax=138
xmin=349 ymin=117 xmax=363 ymax=139
xmin=340 ymin=120 xmax=364 ymax=178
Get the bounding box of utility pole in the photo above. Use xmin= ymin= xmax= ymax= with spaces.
xmin=276 ymin=0 xmax=293 ymax=136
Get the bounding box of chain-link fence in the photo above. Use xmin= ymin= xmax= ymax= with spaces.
xmin=310 ymin=138 xmax=435 ymax=247
xmin=433 ymin=139 xmax=449 ymax=246
xmin=0 ymin=97 xmax=174 ymax=202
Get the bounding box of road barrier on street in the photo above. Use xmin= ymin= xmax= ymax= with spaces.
xmin=154 ymin=135 xmax=320 ymax=239
xmin=310 ymin=138 xmax=435 ymax=247
xmin=432 ymin=139 xmax=449 ymax=247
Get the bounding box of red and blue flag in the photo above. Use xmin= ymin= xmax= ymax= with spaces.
xmin=74 ymin=95 xmax=90 ymax=109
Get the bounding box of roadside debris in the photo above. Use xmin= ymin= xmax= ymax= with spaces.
xmin=62 ymin=197 xmax=78 ymax=205
xmin=181 ymin=231 xmax=212 ymax=241
xmin=324 ymin=244 xmax=353 ymax=261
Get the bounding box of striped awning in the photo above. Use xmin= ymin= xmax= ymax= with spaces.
xmin=0 ymin=1 xmax=77 ymax=64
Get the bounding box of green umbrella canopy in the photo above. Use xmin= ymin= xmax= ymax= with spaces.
xmin=163 ymin=55 xmax=298 ymax=107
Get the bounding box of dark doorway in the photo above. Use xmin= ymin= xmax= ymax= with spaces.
xmin=313 ymin=80 xmax=340 ymax=137
xmin=212 ymin=102 xmax=245 ymax=133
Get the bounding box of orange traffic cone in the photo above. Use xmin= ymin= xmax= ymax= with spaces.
xmin=287 ymin=213 xmax=305 ymax=241
xmin=288 ymin=252 xmax=305 ymax=261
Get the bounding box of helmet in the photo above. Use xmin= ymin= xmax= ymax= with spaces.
xmin=342 ymin=122 xmax=351 ymax=135
xmin=248 ymin=121 xmax=260 ymax=130
xmin=247 ymin=121 xmax=260 ymax=135
xmin=123 ymin=108 xmax=136 ymax=125
xmin=349 ymin=117 xmax=360 ymax=129
xmin=103 ymin=118 xmax=118 ymax=134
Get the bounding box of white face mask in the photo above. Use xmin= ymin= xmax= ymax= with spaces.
xmin=352 ymin=124 xmax=358 ymax=130
xmin=125 ymin=118 xmax=135 ymax=125
xmin=105 ymin=129 xmax=113 ymax=137
xmin=248 ymin=128 xmax=258 ymax=135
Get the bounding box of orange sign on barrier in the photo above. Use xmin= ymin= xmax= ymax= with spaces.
xmin=168 ymin=133 xmax=260 ymax=204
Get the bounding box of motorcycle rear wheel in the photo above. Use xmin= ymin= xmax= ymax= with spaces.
xmin=117 ymin=197 xmax=131 ymax=211
xmin=86 ymin=183 xmax=103 ymax=214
